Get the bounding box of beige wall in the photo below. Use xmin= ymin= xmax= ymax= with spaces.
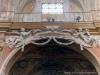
xmin=0 ymin=0 xmax=99 ymax=21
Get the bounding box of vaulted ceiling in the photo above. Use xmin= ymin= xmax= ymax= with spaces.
xmin=0 ymin=0 xmax=95 ymax=13
xmin=0 ymin=0 xmax=36 ymax=13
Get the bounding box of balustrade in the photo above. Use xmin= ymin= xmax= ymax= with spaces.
xmin=0 ymin=11 xmax=93 ymax=22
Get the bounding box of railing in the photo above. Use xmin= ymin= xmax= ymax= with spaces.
xmin=0 ymin=11 xmax=93 ymax=22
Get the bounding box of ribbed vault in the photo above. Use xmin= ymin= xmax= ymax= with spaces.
xmin=0 ymin=0 xmax=95 ymax=13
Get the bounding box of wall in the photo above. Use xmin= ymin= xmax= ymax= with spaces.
xmin=0 ymin=0 xmax=96 ymax=22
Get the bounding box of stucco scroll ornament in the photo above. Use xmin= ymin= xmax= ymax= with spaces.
xmin=34 ymin=28 xmax=94 ymax=50
xmin=70 ymin=28 xmax=94 ymax=50
xmin=52 ymin=28 xmax=94 ymax=50
xmin=5 ymin=28 xmax=94 ymax=51
xmin=5 ymin=28 xmax=52 ymax=51
xmin=6 ymin=28 xmax=32 ymax=51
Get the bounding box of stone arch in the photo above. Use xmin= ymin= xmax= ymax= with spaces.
xmin=20 ymin=0 xmax=36 ymax=13
xmin=69 ymin=0 xmax=84 ymax=12
xmin=68 ymin=44 xmax=100 ymax=74
xmin=0 ymin=43 xmax=99 ymax=75
xmin=8 ymin=0 xmax=36 ymax=13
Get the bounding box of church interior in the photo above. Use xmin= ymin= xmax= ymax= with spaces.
xmin=0 ymin=0 xmax=100 ymax=75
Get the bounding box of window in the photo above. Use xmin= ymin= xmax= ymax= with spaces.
xmin=42 ymin=3 xmax=63 ymax=14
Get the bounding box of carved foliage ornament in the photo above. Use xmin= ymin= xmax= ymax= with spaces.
xmin=5 ymin=28 xmax=95 ymax=51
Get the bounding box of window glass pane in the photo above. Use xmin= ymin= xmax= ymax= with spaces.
xmin=42 ymin=3 xmax=63 ymax=14
xmin=56 ymin=9 xmax=63 ymax=14
xmin=42 ymin=4 xmax=49 ymax=9
xmin=49 ymin=9 xmax=56 ymax=14
xmin=42 ymin=9 xmax=49 ymax=14
xmin=56 ymin=4 xmax=63 ymax=9
xmin=56 ymin=9 xmax=63 ymax=12
xmin=49 ymin=4 xmax=56 ymax=9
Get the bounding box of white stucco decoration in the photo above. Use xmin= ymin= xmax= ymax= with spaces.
xmin=5 ymin=28 xmax=95 ymax=51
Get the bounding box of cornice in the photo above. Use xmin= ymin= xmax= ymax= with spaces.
xmin=0 ymin=22 xmax=99 ymax=35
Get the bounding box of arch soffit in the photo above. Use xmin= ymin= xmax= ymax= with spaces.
xmin=0 ymin=43 xmax=100 ymax=75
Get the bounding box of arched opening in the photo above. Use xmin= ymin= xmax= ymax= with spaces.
xmin=8 ymin=40 xmax=98 ymax=75
xmin=69 ymin=0 xmax=84 ymax=12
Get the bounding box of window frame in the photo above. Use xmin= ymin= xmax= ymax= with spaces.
xmin=42 ymin=3 xmax=64 ymax=14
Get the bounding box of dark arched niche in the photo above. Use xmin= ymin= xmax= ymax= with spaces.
xmin=8 ymin=41 xmax=98 ymax=75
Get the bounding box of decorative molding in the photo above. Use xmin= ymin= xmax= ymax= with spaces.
xmin=0 ymin=22 xmax=100 ymax=35
xmin=5 ymin=28 xmax=95 ymax=51
xmin=0 ymin=22 xmax=96 ymax=29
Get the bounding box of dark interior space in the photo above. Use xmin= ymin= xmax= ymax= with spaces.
xmin=9 ymin=40 xmax=98 ymax=75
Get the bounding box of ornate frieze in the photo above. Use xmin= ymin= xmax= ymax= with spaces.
xmin=5 ymin=27 xmax=95 ymax=51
